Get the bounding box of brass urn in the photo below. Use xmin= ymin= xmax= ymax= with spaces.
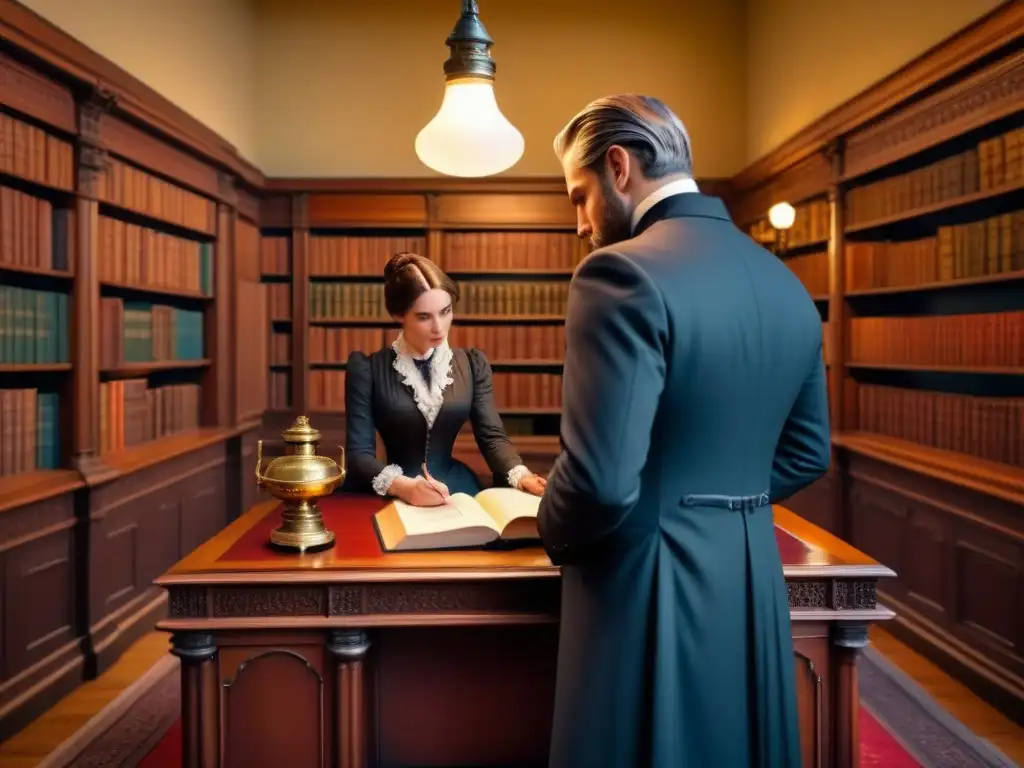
xmin=255 ymin=416 xmax=346 ymax=552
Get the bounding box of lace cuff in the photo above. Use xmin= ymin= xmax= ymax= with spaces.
xmin=506 ymin=464 xmax=531 ymax=490
xmin=372 ymin=464 xmax=404 ymax=496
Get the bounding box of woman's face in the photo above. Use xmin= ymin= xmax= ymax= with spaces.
xmin=398 ymin=288 xmax=454 ymax=353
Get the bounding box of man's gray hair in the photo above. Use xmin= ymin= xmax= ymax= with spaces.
xmin=553 ymin=94 xmax=693 ymax=179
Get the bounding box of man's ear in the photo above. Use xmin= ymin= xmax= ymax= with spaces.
xmin=605 ymin=146 xmax=631 ymax=192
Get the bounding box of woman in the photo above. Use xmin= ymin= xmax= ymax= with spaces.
xmin=344 ymin=252 xmax=547 ymax=507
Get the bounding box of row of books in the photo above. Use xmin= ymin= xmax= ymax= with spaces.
xmin=0 ymin=186 xmax=74 ymax=273
xmin=98 ymin=379 xmax=201 ymax=455
xmin=261 ymin=235 xmax=291 ymax=275
xmin=98 ymin=215 xmax=215 ymax=296
xmin=267 ymin=283 xmax=291 ymax=320
xmin=0 ymin=111 xmax=75 ymax=191
xmin=270 ymin=331 xmax=290 ymax=366
xmin=849 ymin=312 xmax=1023 ymax=368
xmin=845 ymin=210 xmax=1024 ymax=291
xmin=844 ymin=126 xmax=1023 ymax=226
xmin=0 ymin=388 xmax=60 ymax=475
xmin=856 ymin=383 xmax=1023 ymax=467
xmin=492 ymin=372 xmax=563 ymax=410
xmin=99 ymin=298 xmax=205 ymax=368
xmin=0 ymin=286 xmax=69 ymax=364
xmin=306 ymin=369 xmax=565 ymax=413
xmin=448 ymin=325 xmax=566 ymax=361
xmin=309 ymin=281 xmax=570 ymax=320
xmin=265 ymin=232 xmax=591 ymax=278
xmin=269 ymin=371 xmax=290 ymax=410
xmin=441 ymin=232 xmax=586 ymax=272
xmin=305 ymin=325 xmax=568 ymax=365
xmin=783 ymin=251 xmax=828 ymax=296
xmin=98 ymin=158 xmax=217 ymax=235
xmin=308 ymin=234 xmax=426 ymax=277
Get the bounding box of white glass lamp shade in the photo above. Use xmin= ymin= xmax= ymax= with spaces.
xmin=768 ymin=202 xmax=796 ymax=230
xmin=415 ymin=78 xmax=524 ymax=177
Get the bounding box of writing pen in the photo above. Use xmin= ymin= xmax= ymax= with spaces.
xmin=421 ymin=463 xmax=449 ymax=504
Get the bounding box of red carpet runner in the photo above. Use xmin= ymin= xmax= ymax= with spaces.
xmin=138 ymin=707 xmax=921 ymax=767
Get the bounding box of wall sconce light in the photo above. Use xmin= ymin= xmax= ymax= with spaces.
xmin=768 ymin=202 xmax=796 ymax=231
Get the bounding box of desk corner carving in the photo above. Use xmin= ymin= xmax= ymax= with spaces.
xmin=831 ymin=579 xmax=876 ymax=610
xmin=787 ymin=579 xmax=877 ymax=610
xmin=169 ymin=586 xmax=208 ymax=618
xmin=212 ymin=587 xmax=326 ymax=617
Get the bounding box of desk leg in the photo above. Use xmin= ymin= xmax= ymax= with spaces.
xmin=171 ymin=632 xmax=219 ymax=768
xmin=831 ymin=622 xmax=868 ymax=768
xmin=328 ymin=629 xmax=371 ymax=768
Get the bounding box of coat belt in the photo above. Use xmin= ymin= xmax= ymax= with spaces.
xmin=681 ymin=491 xmax=770 ymax=511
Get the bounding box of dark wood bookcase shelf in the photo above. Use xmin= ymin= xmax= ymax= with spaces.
xmin=732 ymin=7 xmax=1024 ymax=723
xmin=0 ymin=23 xmax=265 ymax=740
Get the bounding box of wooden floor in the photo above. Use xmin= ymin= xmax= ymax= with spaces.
xmin=0 ymin=633 xmax=170 ymax=768
xmin=868 ymin=627 xmax=1024 ymax=763
xmin=0 ymin=628 xmax=1022 ymax=766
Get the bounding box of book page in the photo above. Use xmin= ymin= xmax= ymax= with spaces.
xmin=474 ymin=487 xmax=541 ymax=534
xmin=394 ymin=493 xmax=499 ymax=536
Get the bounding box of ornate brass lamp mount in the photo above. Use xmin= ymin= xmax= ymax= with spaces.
xmin=255 ymin=416 xmax=345 ymax=553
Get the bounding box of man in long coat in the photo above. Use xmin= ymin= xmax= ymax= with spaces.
xmin=538 ymin=94 xmax=831 ymax=767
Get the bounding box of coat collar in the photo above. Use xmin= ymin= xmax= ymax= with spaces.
xmin=633 ymin=193 xmax=732 ymax=238
xmin=630 ymin=177 xmax=700 ymax=233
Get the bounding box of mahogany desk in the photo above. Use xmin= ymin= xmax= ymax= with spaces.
xmin=154 ymin=495 xmax=895 ymax=768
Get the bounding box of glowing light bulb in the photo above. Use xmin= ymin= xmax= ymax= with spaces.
xmin=768 ymin=202 xmax=796 ymax=230
xmin=416 ymin=78 xmax=524 ymax=178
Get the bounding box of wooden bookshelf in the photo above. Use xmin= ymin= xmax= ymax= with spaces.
xmin=0 ymin=32 xmax=264 ymax=740
xmin=730 ymin=6 xmax=1024 ymax=724
xmin=257 ymin=186 xmax=587 ymax=457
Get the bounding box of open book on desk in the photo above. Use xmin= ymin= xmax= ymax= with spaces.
xmin=374 ymin=487 xmax=542 ymax=552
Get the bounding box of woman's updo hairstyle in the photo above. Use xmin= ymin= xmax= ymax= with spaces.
xmin=383 ymin=252 xmax=460 ymax=316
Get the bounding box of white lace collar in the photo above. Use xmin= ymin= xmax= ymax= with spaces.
xmin=391 ymin=333 xmax=454 ymax=429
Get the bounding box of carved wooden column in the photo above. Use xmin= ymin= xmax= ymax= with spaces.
xmin=72 ymin=90 xmax=114 ymax=482
xmin=204 ymin=172 xmax=236 ymax=428
xmin=824 ymin=140 xmax=850 ymax=540
xmin=171 ymin=632 xmax=220 ymax=768
xmin=292 ymin=194 xmax=310 ymax=415
xmin=328 ymin=629 xmax=370 ymax=768
xmin=825 ymin=139 xmax=847 ymax=435
xmin=831 ymin=622 xmax=867 ymax=768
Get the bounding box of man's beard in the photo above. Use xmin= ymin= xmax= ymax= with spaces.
xmin=590 ymin=174 xmax=633 ymax=249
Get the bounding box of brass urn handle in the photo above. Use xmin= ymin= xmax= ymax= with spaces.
xmin=339 ymin=444 xmax=345 ymax=474
xmin=255 ymin=439 xmax=264 ymax=488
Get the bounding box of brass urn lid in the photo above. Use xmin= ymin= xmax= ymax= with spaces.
xmin=282 ymin=415 xmax=321 ymax=445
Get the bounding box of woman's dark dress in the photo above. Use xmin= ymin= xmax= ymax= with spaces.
xmin=343 ymin=343 xmax=527 ymax=497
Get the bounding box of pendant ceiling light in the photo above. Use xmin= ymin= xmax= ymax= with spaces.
xmin=415 ymin=1 xmax=524 ymax=178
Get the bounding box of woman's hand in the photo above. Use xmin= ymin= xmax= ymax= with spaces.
xmin=519 ymin=474 xmax=547 ymax=497
xmin=392 ymin=475 xmax=451 ymax=506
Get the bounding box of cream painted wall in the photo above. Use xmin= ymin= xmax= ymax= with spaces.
xmin=250 ymin=0 xmax=747 ymax=178
xmin=17 ymin=0 xmax=257 ymax=162
xmin=10 ymin=0 xmax=1011 ymax=176
xmin=745 ymin=0 xmax=1006 ymax=165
